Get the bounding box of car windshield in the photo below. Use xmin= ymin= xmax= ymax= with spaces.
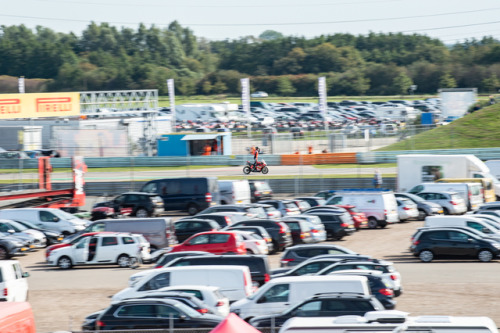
xmin=5 ymin=221 xmax=28 ymax=232
xmin=54 ymin=210 xmax=80 ymax=220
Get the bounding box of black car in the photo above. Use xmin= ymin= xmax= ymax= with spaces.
xmin=394 ymin=192 xmax=443 ymax=220
xmin=279 ymin=244 xmax=359 ymax=267
xmin=190 ymin=212 xmax=248 ymax=228
xmin=198 ymin=204 xmax=267 ymax=219
xmin=165 ymin=254 xmax=271 ymax=287
xmin=87 ymin=298 xmax=223 ymax=331
xmin=155 ymin=251 xmax=215 ymax=268
xmin=249 ymin=180 xmax=273 ymax=202
xmin=230 ymin=220 xmax=292 ymax=253
xmin=249 ymin=293 xmax=384 ymax=329
xmin=314 ymin=190 xmax=337 ymax=201
xmin=92 ymin=192 xmax=164 ymax=219
xmin=173 ymin=219 xmax=220 ymax=242
xmin=304 ymin=211 xmax=356 ymax=240
xmin=410 ymin=227 xmax=500 ymax=262
xmin=13 ymin=219 xmax=63 ymax=245
xmin=282 ymin=220 xmax=315 ymax=245
xmin=294 ymin=196 xmax=326 ymax=208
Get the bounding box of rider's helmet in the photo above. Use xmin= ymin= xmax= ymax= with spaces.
xmin=255 ymin=147 xmax=260 ymax=152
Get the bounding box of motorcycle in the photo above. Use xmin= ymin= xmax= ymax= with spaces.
xmin=243 ymin=160 xmax=269 ymax=174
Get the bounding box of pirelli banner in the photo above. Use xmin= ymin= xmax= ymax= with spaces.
xmin=0 ymin=92 xmax=80 ymax=119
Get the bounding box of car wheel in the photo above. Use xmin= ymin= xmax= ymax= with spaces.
xmin=117 ymin=254 xmax=131 ymax=268
xmin=270 ymin=241 xmax=279 ymax=254
xmin=417 ymin=209 xmax=427 ymax=220
xmin=0 ymin=246 xmax=9 ymax=260
xmin=443 ymin=207 xmax=450 ymax=215
xmin=187 ymin=204 xmax=199 ymax=215
xmin=419 ymin=250 xmax=434 ymax=263
xmin=394 ymin=289 xmax=402 ymax=297
xmin=368 ymin=217 xmax=378 ymax=229
xmin=246 ymin=249 xmax=254 ymax=254
xmin=135 ymin=208 xmax=149 ymax=218
xmin=478 ymin=250 xmax=493 ymax=262
xmin=58 ymin=256 xmax=73 ymax=269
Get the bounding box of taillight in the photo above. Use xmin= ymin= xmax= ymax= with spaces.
xmin=413 ymin=240 xmax=420 ymax=245
xmin=244 ymin=273 xmax=250 ymax=295
xmin=450 ymin=201 xmax=458 ymax=205
xmin=155 ymin=265 xmax=163 ymax=269
xmin=97 ymin=320 xmax=105 ymax=328
xmin=255 ymin=191 xmax=261 ymax=197
xmin=266 ymin=237 xmax=272 ymax=243
xmin=277 ymin=222 xmax=287 ymax=233
xmin=3 ymin=288 xmax=7 ymax=296
xmin=224 ymin=216 xmax=232 ymax=226
xmin=280 ymin=258 xmax=294 ymax=266
xmin=205 ymin=193 xmax=212 ymax=202
xmin=286 ymin=208 xmax=292 ymax=212
xmin=403 ymin=207 xmax=410 ymax=210
xmin=310 ymin=229 xmax=318 ymax=233
xmin=390 ymin=274 xmax=398 ymax=281
xmin=378 ymin=288 xmax=394 ymax=296
xmin=300 ymin=232 xmax=305 ymax=239
xmin=197 ymin=308 xmax=209 ymax=314
xmin=215 ymin=301 xmax=225 ymax=307
xmin=264 ymin=273 xmax=271 ymax=282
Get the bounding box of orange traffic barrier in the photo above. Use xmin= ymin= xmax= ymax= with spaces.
xmin=281 ymin=152 xmax=357 ymax=165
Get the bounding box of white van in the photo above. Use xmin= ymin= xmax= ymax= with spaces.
xmin=230 ymin=275 xmax=370 ymax=321
xmin=409 ymin=182 xmax=484 ymax=211
xmin=112 ymin=265 xmax=253 ymax=303
xmin=0 ymin=208 xmax=88 ymax=235
xmin=0 ymin=260 xmax=29 ymax=302
xmin=325 ymin=190 xmax=399 ymax=228
xmin=218 ymin=180 xmax=251 ymax=205
xmin=424 ymin=215 xmax=500 ymax=237
xmin=279 ymin=311 xmax=499 ymax=333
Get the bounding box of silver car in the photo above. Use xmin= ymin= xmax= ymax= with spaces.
xmin=416 ymin=191 xmax=467 ymax=215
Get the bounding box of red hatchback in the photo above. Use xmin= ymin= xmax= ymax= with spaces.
xmin=336 ymin=205 xmax=368 ymax=229
xmin=169 ymin=231 xmax=247 ymax=255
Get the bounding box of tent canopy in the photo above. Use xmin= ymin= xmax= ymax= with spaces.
xmin=181 ymin=134 xmax=218 ymax=141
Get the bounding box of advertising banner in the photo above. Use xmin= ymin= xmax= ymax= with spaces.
xmin=0 ymin=92 xmax=80 ymax=119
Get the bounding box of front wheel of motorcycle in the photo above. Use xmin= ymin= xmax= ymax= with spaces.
xmin=243 ymin=166 xmax=251 ymax=174
xmin=261 ymin=166 xmax=269 ymax=174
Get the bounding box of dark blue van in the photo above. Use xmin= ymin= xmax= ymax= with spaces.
xmin=140 ymin=177 xmax=220 ymax=215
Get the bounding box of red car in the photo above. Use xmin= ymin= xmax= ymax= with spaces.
xmin=336 ymin=205 xmax=368 ymax=229
xmin=169 ymin=231 xmax=247 ymax=255
xmin=44 ymin=232 xmax=114 ymax=258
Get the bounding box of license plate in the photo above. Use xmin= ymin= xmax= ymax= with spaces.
xmin=237 ymin=200 xmax=243 ymax=204
xmin=263 ymin=191 xmax=270 ymax=195
xmin=438 ymin=210 xmax=443 ymax=214
xmin=20 ymin=247 xmax=27 ymax=252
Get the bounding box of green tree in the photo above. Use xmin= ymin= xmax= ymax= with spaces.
xmin=259 ymin=30 xmax=284 ymax=41
xmin=201 ymin=80 xmax=213 ymax=94
xmin=482 ymin=73 xmax=500 ymax=93
xmin=212 ymin=79 xmax=228 ymax=94
xmin=276 ymin=76 xmax=296 ymax=95
xmin=439 ymin=72 xmax=457 ymax=88
xmin=393 ymin=71 xmax=414 ymax=94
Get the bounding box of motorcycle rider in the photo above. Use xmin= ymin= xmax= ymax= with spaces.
xmin=253 ymin=146 xmax=260 ymax=170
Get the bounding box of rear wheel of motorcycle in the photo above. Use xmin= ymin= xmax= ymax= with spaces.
xmin=243 ymin=166 xmax=251 ymax=174
xmin=261 ymin=166 xmax=269 ymax=174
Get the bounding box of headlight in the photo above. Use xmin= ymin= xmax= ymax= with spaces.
xmin=492 ymin=243 xmax=500 ymax=249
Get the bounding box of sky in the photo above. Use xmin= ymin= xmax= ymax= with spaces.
xmin=3 ymin=0 xmax=500 ymax=44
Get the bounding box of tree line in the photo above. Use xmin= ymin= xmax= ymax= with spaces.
xmin=0 ymin=22 xmax=499 ymax=96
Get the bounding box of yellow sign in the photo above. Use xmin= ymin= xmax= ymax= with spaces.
xmin=0 ymin=92 xmax=80 ymax=119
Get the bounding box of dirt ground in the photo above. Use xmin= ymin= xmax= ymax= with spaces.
xmin=20 ymin=220 xmax=500 ymax=332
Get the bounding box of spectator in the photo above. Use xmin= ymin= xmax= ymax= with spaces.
xmin=373 ymin=168 xmax=383 ymax=188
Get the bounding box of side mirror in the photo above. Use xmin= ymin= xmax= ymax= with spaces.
xmin=257 ymin=296 xmax=267 ymax=304
xmin=468 ymin=238 xmax=474 ymax=243
xmin=22 ymin=272 xmax=30 ymax=278
xmin=7 ymin=229 xmax=15 ymax=234
xmin=178 ymin=315 xmax=187 ymax=321
xmin=482 ymin=228 xmax=491 ymax=234
xmin=53 ymin=217 xmax=60 ymax=222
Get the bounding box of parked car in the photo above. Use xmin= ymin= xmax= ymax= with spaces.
xmin=11 ymin=219 xmax=63 ymax=245
xmin=282 ymin=215 xmax=326 ymax=242
xmin=394 ymin=192 xmax=444 ymax=220
xmin=232 ymin=230 xmax=269 ymax=255
xmin=140 ymin=177 xmax=220 ymax=215
xmin=198 ymin=204 xmax=267 ymax=219
xmin=248 ymin=180 xmax=273 ymax=202
xmin=314 ymin=190 xmax=337 ymax=201
xmin=218 ymin=179 xmax=251 ymax=205
xmin=271 ymin=256 xmax=373 ymax=278
xmin=164 ymin=254 xmax=271 ymax=287
xmin=173 ymin=219 xmax=220 ymax=243
xmin=253 ymin=203 xmax=282 ymax=220
xmin=0 ymin=236 xmax=26 ymax=260
xmin=396 ymin=198 xmax=419 ymax=222
xmin=90 ymin=298 xmax=223 ymax=331
xmin=304 ymin=211 xmax=356 ymax=240
xmin=168 ymin=231 xmax=247 ymax=255
xmin=249 ymin=292 xmax=384 ymax=329
xmin=281 ymin=219 xmax=315 ymax=245
xmin=251 ymin=91 xmax=269 ymax=98
xmin=260 ymin=200 xmax=301 ymax=216
xmin=92 ymin=192 xmax=164 ymax=218
xmin=291 ymin=199 xmax=311 ymax=213
xmin=122 ymin=291 xmax=215 ymax=314
xmin=411 ymin=227 xmax=500 ymax=262
xmin=294 ymin=196 xmax=326 ymax=207
xmin=334 ymin=205 xmax=368 ymax=229
xmin=230 ymin=220 xmax=292 ymax=253
xmin=279 ymin=244 xmax=359 ymax=267
xmin=415 ymin=191 xmax=467 ymax=215
xmin=224 ymin=225 xmax=274 ymax=253
xmin=0 ymin=220 xmax=44 ymax=248
xmin=190 ymin=212 xmax=248 ymax=228
xmin=46 ymin=232 xmax=142 ymax=269
xmin=315 ymin=260 xmax=403 ymax=297
xmin=0 ymin=260 xmax=30 ymax=302
xmin=150 ymin=285 xmax=230 ymax=317
xmin=155 ymin=251 xmax=215 ymax=268
xmin=328 ymin=270 xmax=396 ymax=309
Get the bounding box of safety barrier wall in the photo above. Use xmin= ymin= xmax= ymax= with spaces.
xmin=281 ymin=152 xmax=357 ymax=165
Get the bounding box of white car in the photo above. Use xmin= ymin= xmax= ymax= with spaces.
xmin=233 ymin=230 xmax=268 ymax=255
xmin=416 ymin=191 xmax=467 ymax=215
xmin=131 ymin=234 xmax=151 ymax=263
xmin=396 ymin=198 xmax=419 ymax=222
xmin=154 ymin=285 xmax=230 ymax=317
xmin=250 ymin=91 xmax=268 ymax=98
xmin=47 ymin=232 xmax=141 ymax=269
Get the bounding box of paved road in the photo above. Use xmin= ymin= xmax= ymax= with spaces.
xmin=18 ymin=218 xmax=500 ymax=332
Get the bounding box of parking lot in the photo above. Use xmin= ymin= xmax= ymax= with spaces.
xmin=17 ymin=216 xmax=500 ymax=333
